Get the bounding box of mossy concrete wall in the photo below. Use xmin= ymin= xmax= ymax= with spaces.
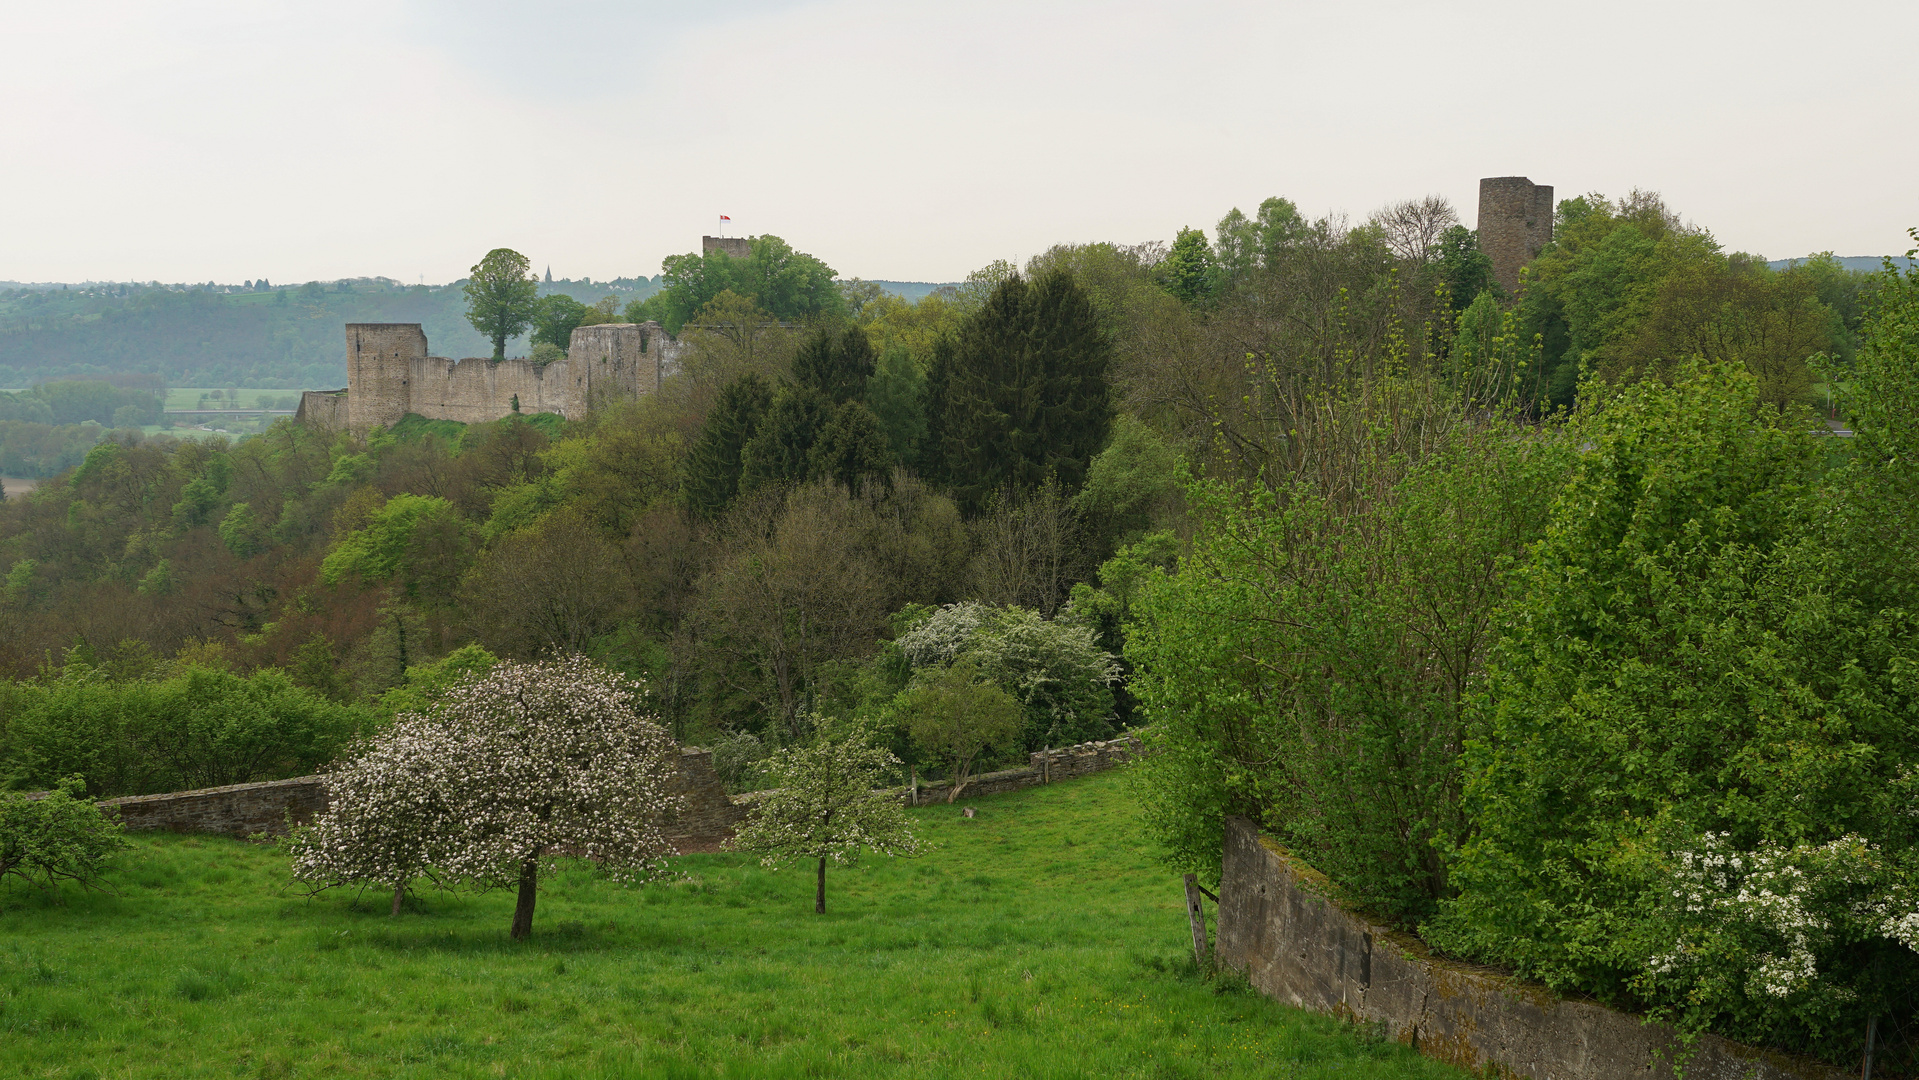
xmin=1216 ymin=817 xmax=1843 ymax=1080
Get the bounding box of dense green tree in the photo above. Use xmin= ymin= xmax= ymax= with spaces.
xmin=635 ymin=236 xmax=843 ymax=334
xmin=864 ymin=345 xmax=927 ymax=464
xmin=939 ymin=271 xmax=1114 ymax=509
xmin=463 ymin=248 xmax=540 ymax=361
xmin=740 ymin=388 xmax=831 ymax=493
xmin=683 ymin=374 xmax=775 ymax=519
xmin=1433 ymin=226 xmax=1495 ymax=311
xmin=808 ymin=400 xmax=893 ymax=496
xmin=1160 ymin=227 xmax=1217 ymax=306
xmin=530 ymin=293 xmax=588 ymax=354
xmin=792 ymin=326 xmax=878 ymax=405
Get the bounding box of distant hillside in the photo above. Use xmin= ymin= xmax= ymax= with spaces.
xmin=870 ymin=280 xmax=960 ymax=302
xmin=0 ymin=277 xmax=660 ymax=390
xmin=1766 ymin=255 xmax=1916 ymax=274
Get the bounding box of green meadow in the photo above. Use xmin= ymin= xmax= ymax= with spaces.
xmin=0 ymin=773 xmax=1461 ymax=1079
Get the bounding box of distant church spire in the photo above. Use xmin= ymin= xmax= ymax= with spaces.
xmin=543 ymin=266 xmax=553 ymax=283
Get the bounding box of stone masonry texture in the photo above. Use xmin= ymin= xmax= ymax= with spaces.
xmin=1216 ymin=817 xmax=1844 ymax=1080
xmin=314 ymin=321 xmax=683 ymax=435
xmin=702 ymin=236 xmax=751 ymax=260
xmin=1477 ymin=176 xmax=1554 ymax=298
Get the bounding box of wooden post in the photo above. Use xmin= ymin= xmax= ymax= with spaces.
xmin=1863 ymin=1014 xmax=1878 ymax=1080
xmin=1043 ymin=747 xmax=1051 ymax=783
xmin=1183 ymin=874 xmax=1209 ymax=966
xmin=910 ymin=767 xmax=918 ymax=807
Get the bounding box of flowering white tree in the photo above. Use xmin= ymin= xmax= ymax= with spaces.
xmin=729 ymin=729 xmax=919 ymax=913
xmin=287 ymin=717 xmax=457 ymax=916
xmin=290 ymin=655 xmax=684 ymax=939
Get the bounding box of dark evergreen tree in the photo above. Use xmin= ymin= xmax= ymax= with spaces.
xmin=1029 ymin=269 xmax=1114 ymax=492
xmin=936 ymin=270 xmax=1113 ymax=511
xmin=684 ymin=373 xmax=774 ymax=519
xmin=918 ymin=335 xmax=956 ymax=484
xmin=864 ymin=344 xmax=927 ymax=465
xmin=740 ymin=388 xmax=831 ymax=493
xmin=792 ymin=325 xmax=878 ymax=404
xmin=808 ymin=400 xmax=894 ymax=496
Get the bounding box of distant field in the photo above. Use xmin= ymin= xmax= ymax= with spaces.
xmin=0 ymin=772 xmax=1460 ymax=1080
xmin=164 ymin=387 xmax=308 ymax=412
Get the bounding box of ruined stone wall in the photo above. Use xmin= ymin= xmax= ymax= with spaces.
xmin=664 ymin=747 xmax=749 ymax=850
xmin=295 ymin=389 xmax=348 ymax=433
xmin=703 ymin=236 xmax=751 ymax=259
xmin=1476 ymin=176 xmax=1554 ymax=297
xmin=1215 ymin=817 xmax=1842 ymax=1080
xmin=334 ymin=321 xmax=674 ymax=434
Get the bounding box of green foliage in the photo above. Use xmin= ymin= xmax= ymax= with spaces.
xmin=1213 ymin=196 xmax=1309 ymax=289
xmin=1427 ymin=361 xmax=1919 ymax=1060
xmin=864 ymin=344 xmax=927 ymax=464
xmin=319 ymin=493 xmax=466 ymax=600
xmin=1161 ymin=226 xmax=1218 ymax=306
xmin=371 ymin=644 xmax=499 ymax=719
xmin=464 ymin=249 xmax=540 ymax=361
xmin=807 ymin=400 xmax=893 ymax=496
xmin=1 ymin=664 xmax=372 ymax=796
xmin=1072 ymin=415 xmax=1183 ymax=550
xmin=792 ymin=326 xmax=878 ymax=405
xmin=638 ymin=236 xmax=844 ymax=334
xmin=218 ymin=503 xmax=269 ymax=558
xmin=893 ymin=661 xmax=1027 ymax=796
xmin=1127 ymin=414 xmax=1568 ymax=918
xmin=728 ymin=726 xmax=919 ymax=911
xmin=0 ymin=778 xmax=127 ymax=897
xmin=530 ymin=293 xmax=588 ymax=353
xmin=1433 ymin=226 xmax=1495 ymax=311
xmin=740 ymin=388 xmax=831 ymax=493
xmin=938 ymin=270 xmax=1114 ymax=508
xmin=895 ymin=602 xmax=1119 ymax=751
xmin=0 ymin=382 xmax=160 ymax=427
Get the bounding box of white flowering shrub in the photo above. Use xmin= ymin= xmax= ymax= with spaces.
xmin=1633 ymin=830 xmax=1918 ymax=1043
xmin=893 ymin=601 xmax=1119 ymax=750
xmin=289 ymin=655 xmax=683 ymax=939
xmin=729 ymin=728 xmax=919 ymax=913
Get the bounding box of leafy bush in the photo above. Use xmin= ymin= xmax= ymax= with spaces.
xmin=1126 ymin=416 xmax=1566 ymax=923
xmin=895 ymin=601 xmax=1118 ymax=750
xmin=0 ymin=778 xmax=127 ymax=898
xmin=1425 ymin=360 xmax=1919 ymax=1058
xmin=2 ymin=664 xmax=373 ymax=796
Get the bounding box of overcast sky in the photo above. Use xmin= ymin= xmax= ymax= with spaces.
xmin=4 ymin=0 xmax=1916 ymax=285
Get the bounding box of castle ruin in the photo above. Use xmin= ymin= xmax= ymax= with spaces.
xmin=296 ymin=320 xmax=683 ymax=435
xmin=1476 ymin=176 xmax=1554 ymax=296
xmin=702 ymin=235 xmax=751 ymax=259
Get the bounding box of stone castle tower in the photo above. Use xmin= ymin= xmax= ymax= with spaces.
xmin=702 ymin=236 xmax=751 ymax=259
xmin=297 ymin=321 xmax=680 ymax=435
xmin=1476 ymin=177 xmax=1554 ymax=296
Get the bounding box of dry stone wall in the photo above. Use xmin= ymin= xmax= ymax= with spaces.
xmin=1216 ymin=817 xmax=1843 ymax=1080
xmin=76 ymin=734 xmax=1141 ymax=847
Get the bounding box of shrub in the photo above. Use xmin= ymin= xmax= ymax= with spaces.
xmin=1 ymin=663 xmax=372 ymax=796
xmin=0 ymin=778 xmax=127 ymax=900
xmin=895 ymin=602 xmax=1118 ymax=749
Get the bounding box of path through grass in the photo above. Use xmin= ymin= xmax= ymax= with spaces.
xmin=0 ymin=772 xmax=1462 ymax=1079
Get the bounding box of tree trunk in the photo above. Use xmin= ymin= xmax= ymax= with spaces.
xmin=815 ymin=856 xmax=827 ymax=914
xmin=510 ymin=857 xmax=538 ymax=940
xmin=390 ymin=881 xmax=405 ymax=917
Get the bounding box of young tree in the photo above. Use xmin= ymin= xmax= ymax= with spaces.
xmin=894 ymin=659 xmax=1024 ymax=801
xmin=0 ymin=779 xmax=127 ymax=899
xmin=729 ymin=728 xmax=919 ymax=913
xmin=530 ymin=293 xmax=588 ymax=354
xmin=1160 ymin=227 xmax=1218 ymax=306
xmin=464 ymin=248 xmax=540 ymax=361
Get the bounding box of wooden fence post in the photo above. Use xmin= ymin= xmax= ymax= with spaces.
xmin=1183 ymin=874 xmax=1209 ymax=966
xmin=910 ymin=767 xmax=918 ymax=807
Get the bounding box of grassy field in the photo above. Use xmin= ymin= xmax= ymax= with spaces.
xmin=164 ymin=388 xmax=305 ymax=412
xmin=0 ymin=772 xmax=1462 ymax=1080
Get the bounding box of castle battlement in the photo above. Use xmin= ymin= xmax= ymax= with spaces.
xmin=297 ymin=320 xmax=681 ymax=434
xmin=1477 ymin=176 xmax=1554 ymax=297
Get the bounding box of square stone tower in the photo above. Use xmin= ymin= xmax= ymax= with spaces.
xmin=1477 ymin=177 xmax=1554 ymax=297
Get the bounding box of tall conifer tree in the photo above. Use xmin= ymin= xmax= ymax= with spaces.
xmin=684 ymin=373 xmax=774 ymax=519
